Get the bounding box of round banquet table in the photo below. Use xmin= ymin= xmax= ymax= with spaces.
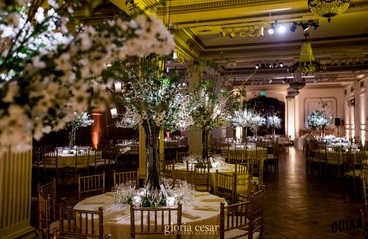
xmin=173 ymin=162 xmax=236 ymax=187
xmin=74 ymin=191 xmax=226 ymax=239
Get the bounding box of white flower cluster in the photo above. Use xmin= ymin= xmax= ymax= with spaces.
xmin=0 ymin=1 xmax=175 ymax=154
xmin=266 ymin=115 xmax=282 ymax=129
xmin=230 ymin=109 xmax=256 ymax=128
xmin=307 ymin=110 xmax=330 ymax=129
xmin=230 ymin=108 xmax=266 ymax=134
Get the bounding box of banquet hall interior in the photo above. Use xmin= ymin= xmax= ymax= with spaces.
xmin=1 ymin=0 xmax=368 ymax=239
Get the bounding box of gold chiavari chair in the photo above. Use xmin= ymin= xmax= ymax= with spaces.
xmin=78 ymin=172 xmax=105 ymax=201
xmin=41 ymin=145 xmax=65 ymax=184
xmin=130 ymin=204 xmax=182 ymax=239
xmin=53 ymin=206 xmax=111 ymax=239
xmin=325 ymin=146 xmax=344 ymax=178
xmin=89 ymin=150 xmax=106 ymax=174
xmin=175 ymin=151 xmax=189 ymax=163
xmin=193 ymin=163 xmax=211 ymax=192
xmin=161 ymin=158 xmax=175 ymax=178
xmin=214 ymin=170 xmax=236 ymax=204
xmin=343 ymin=146 xmax=363 ymax=194
xmin=266 ymin=143 xmax=280 ymax=172
xmin=219 ymin=185 xmax=265 ymax=239
xmin=247 ymin=152 xmax=264 ymax=186
xmin=172 ymin=169 xmax=188 ymax=182
xmin=219 ymin=201 xmax=250 ymax=239
xmin=74 ymin=147 xmax=91 ymax=178
xmin=113 ymin=170 xmax=139 ymax=188
xmin=37 ymin=179 xmax=57 ymax=239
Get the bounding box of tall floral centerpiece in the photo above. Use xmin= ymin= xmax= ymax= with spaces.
xmin=67 ymin=112 xmax=94 ymax=148
xmin=230 ymin=108 xmax=256 ymax=144
xmin=189 ymin=77 xmax=240 ymax=159
xmin=267 ymin=115 xmax=282 ymax=140
xmin=0 ymin=0 xmax=176 ymax=235
xmin=249 ymin=113 xmax=266 ymax=139
xmin=102 ymin=54 xmax=193 ymax=193
xmin=0 ymin=0 xmax=175 ymax=155
xmin=307 ymin=110 xmax=330 ymax=136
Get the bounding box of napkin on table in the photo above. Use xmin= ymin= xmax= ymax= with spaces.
xmin=194 ymin=191 xmax=210 ymax=197
xmin=82 ymin=200 xmax=105 ymax=205
xmin=182 ymin=211 xmax=201 ymax=219
xmin=192 ymin=205 xmax=219 ymax=211
xmin=200 ymin=198 xmax=226 ymax=203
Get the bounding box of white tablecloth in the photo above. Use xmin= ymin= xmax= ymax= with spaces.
xmin=74 ymin=192 xmax=225 ymax=239
xmin=173 ymin=163 xmax=235 ymax=187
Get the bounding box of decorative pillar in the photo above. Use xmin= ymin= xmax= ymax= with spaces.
xmin=0 ymin=148 xmax=35 ymax=238
xmin=187 ymin=64 xmax=203 ymax=155
xmin=286 ymin=96 xmax=297 ymax=140
xmin=91 ymin=109 xmax=103 ymax=150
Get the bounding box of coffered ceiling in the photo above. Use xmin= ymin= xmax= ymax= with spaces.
xmin=111 ymin=0 xmax=368 ymax=88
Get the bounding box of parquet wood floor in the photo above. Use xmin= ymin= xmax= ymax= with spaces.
xmin=30 ymin=147 xmax=365 ymax=238
xmin=264 ymin=147 xmax=364 ymax=238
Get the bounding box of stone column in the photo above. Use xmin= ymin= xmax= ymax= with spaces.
xmin=0 ymin=148 xmax=35 ymax=238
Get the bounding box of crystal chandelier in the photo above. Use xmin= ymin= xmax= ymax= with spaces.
xmin=289 ymin=34 xmax=324 ymax=90
xmin=308 ymin=0 xmax=351 ymax=22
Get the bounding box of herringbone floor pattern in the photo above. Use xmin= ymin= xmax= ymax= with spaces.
xmin=264 ymin=147 xmax=364 ymax=238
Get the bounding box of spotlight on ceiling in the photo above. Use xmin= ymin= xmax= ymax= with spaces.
xmin=279 ymin=63 xmax=284 ymax=67
xmin=290 ymin=22 xmax=298 ymax=32
xmin=301 ymin=23 xmax=309 ymax=32
xmin=310 ymin=22 xmax=319 ymax=30
xmin=277 ymin=24 xmax=286 ymax=34
xmin=255 ymin=64 xmax=259 ymax=69
xmin=267 ymin=23 xmax=275 ymax=35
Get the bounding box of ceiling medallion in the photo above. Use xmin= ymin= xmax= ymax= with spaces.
xmin=308 ymin=0 xmax=351 ymax=22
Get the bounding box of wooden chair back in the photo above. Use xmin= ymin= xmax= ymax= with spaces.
xmin=248 ymin=185 xmax=265 ymax=237
xmin=175 ymin=151 xmax=189 ymax=163
xmin=130 ymin=204 xmax=182 ymax=239
xmin=78 ymin=172 xmax=105 ymax=201
xmin=219 ymin=185 xmax=265 ymax=239
xmin=42 ymin=146 xmax=62 ymax=182
xmin=193 ymin=163 xmax=210 ymax=192
xmin=214 ymin=170 xmax=236 ymax=203
xmin=113 ymin=170 xmax=139 ymax=188
xmin=37 ymin=179 xmax=57 ymax=239
xmin=54 ymin=205 xmax=110 ymax=239
xmin=219 ymin=201 xmax=250 ymax=239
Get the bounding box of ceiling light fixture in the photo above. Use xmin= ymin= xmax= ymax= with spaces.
xmin=290 ymin=22 xmax=298 ymax=32
xmin=267 ymin=27 xmax=274 ymax=35
xmin=289 ymin=34 xmax=324 ymax=90
xmin=308 ymin=0 xmax=351 ymax=23
xmin=301 ymin=23 xmax=309 ymax=32
xmin=277 ymin=24 xmax=286 ymax=34
xmin=290 ymin=34 xmax=324 ymax=75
